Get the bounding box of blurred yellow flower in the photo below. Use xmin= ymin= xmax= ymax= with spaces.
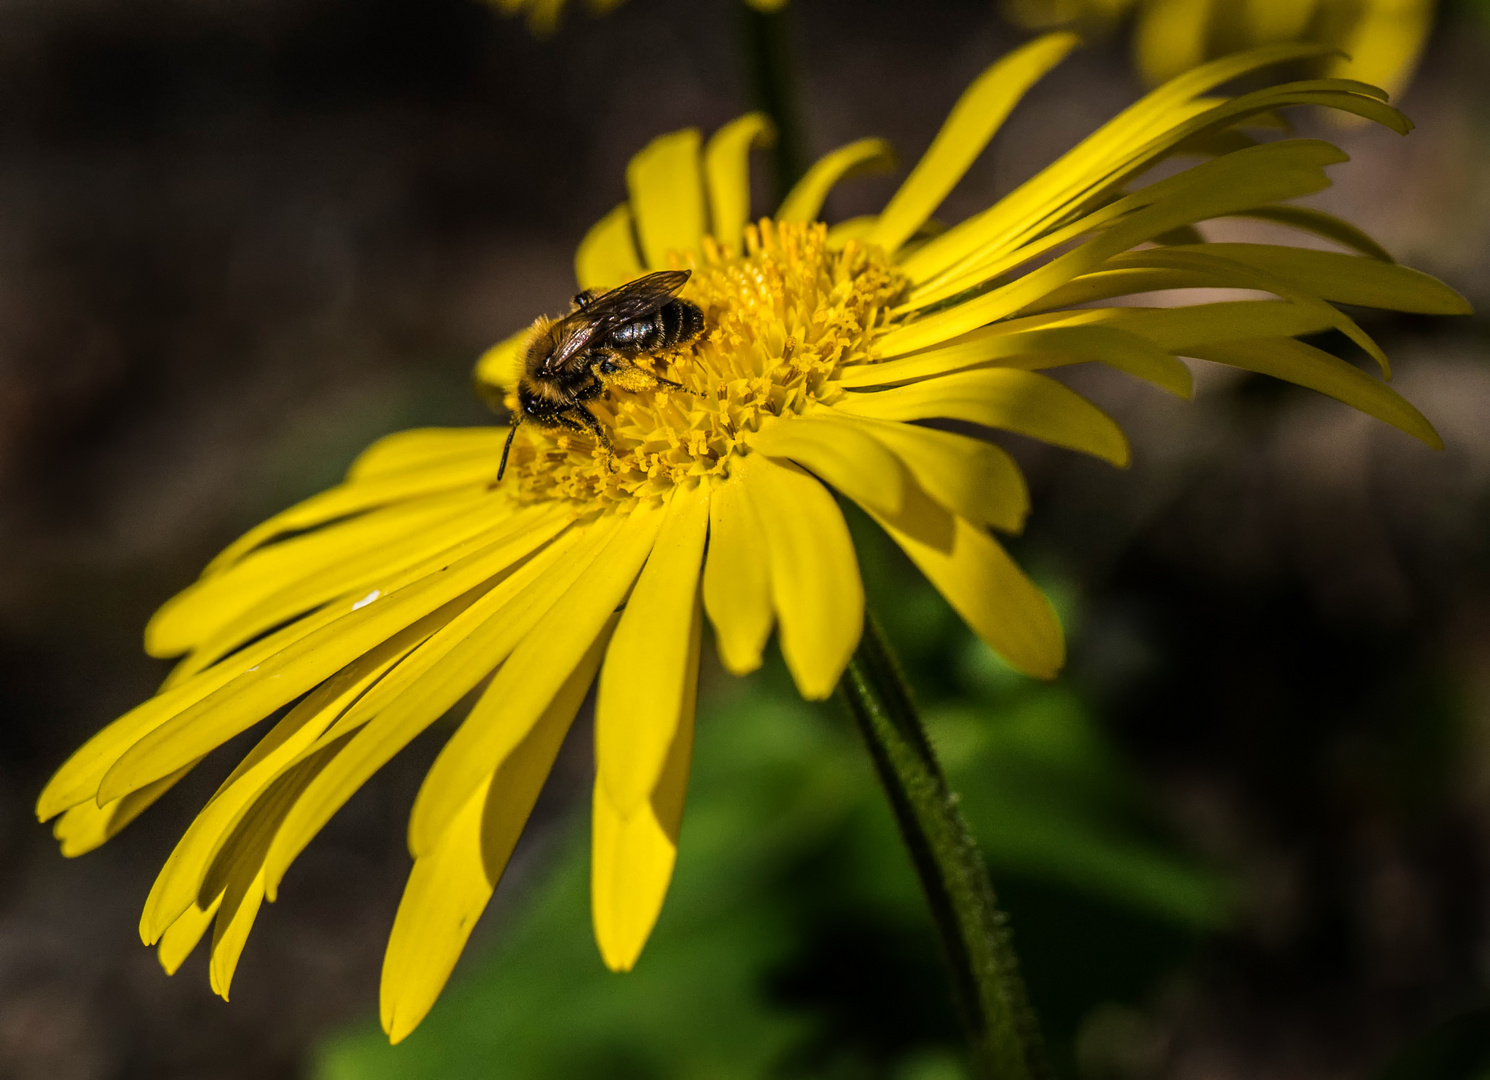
xmin=1008 ymin=0 xmax=1436 ymax=100
xmin=490 ymin=0 xmax=787 ymax=38
xmin=37 ymin=33 xmax=1465 ymax=1043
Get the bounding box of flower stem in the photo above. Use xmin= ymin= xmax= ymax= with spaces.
xmin=837 ymin=613 xmax=1050 ymax=1080
xmin=737 ymin=2 xmax=808 ymax=202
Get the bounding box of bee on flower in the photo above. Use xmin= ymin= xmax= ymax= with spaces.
xmin=37 ymin=33 xmax=1467 ymax=1043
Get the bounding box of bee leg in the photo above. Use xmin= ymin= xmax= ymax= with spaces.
xmin=571 ymin=289 xmax=599 ymax=311
xmin=567 ymin=404 xmax=612 ymax=448
xmin=497 ymin=421 xmax=519 ymax=482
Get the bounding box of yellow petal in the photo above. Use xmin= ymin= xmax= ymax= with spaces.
xmin=701 ymin=472 xmax=774 ymax=676
xmin=208 ymin=867 xmax=266 ymax=1000
xmin=1166 ymin=243 xmax=1471 ymax=315
xmin=200 ymin=740 xmax=342 ymax=910
xmin=152 ymin=494 xmax=527 ymax=669
xmin=776 ymin=138 xmax=897 ymax=224
xmin=379 ymin=624 xmax=610 ymax=1043
xmin=262 ymin=517 xmax=611 ymax=899
xmin=346 ymin=427 xmax=512 ymax=481
xmin=1329 ymin=0 xmax=1432 ymax=100
xmin=1187 ymin=337 xmax=1443 ymax=449
xmin=1071 ymin=300 xmax=1335 ymax=352
xmin=872 ymin=494 xmax=1065 ymax=679
xmin=1082 ymin=245 xmax=1401 ymax=375
xmin=834 ymin=369 xmax=1130 ymax=467
xmin=596 ymin=484 xmax=708 ymax=814
xmin=1133 ymin=0 xmax=1215 ymax=85
xmin=157 ymin=896 xmax=221 ymax=976
xmin=382 ymin=785 xmax=492 ymax=1042
xmin=575 ymin=204 xmax=645 ymax=292
xmin=831 ymin=412 xmax=1030 ymax=534
xmin=704 ymin=113 xmax=775 ymax=253
xmin=408 ymin=498 xmax=669 ymax=858
xmin=858 ymin=324 xmax=1193 ymax=399
xmin=199 ymin=456 xmax=512 ymax=580
xmin=868 ymin=33 xmax=1079 ymax=255
xmin=896 ymin=62 xmax=1388 ymax=290
xmin=748 ymin=414 xmax=907 ymax=517
xmin=93 ymin=511 xmax=574 ymax=809
xmin=1226 ymin=205 xmax=1394 ymax=262
xmin=53 ymin=760 xmax=195 ymax=858
xmin=140 ymin=619 xmax=432 ymax=944
xmin=592 ymin=615 xmax=699 ymax=972
xmin=199 ymin=743 xmax=342 ymax=1001
xmin=825 ymin=216 xmax=879 ymax=249
xmin=888 ymin=139 xmax=1346 ymax=353
xmin=627 ymin=129 xmax=706 ymax=267
xmin=743 ymin=455 xmax=863 ymax=700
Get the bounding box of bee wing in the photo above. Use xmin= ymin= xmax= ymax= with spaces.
xmin=542 ymin=312 xmax=607 ymax=375
xmin=541 ymin=271 xmax=692 ymax=375
xmin=580 ymin=270 xmax=691 ymax=326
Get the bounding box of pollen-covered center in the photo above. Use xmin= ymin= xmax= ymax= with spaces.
xmin=502 ymin=220 xmax=904 ymax=507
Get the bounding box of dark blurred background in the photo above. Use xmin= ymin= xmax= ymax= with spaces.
xmin=0 ymin=0 xmax=1488 ymax=1077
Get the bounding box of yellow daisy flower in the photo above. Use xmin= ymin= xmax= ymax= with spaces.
xmin=1007 ymin=0 xmax=1436 ymax=100
xmin=488 ymin=0 xmax=787 ymax=39
xmin=36 ymin=33 xmax=1466 ymax=1044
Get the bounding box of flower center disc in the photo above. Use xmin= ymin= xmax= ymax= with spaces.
xmin=503 ymin=221 xmax=904 ymax=508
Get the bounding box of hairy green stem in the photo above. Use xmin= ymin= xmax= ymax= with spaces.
xmin=737 ymin=2 xmax=807 ymax=202
xmin=837 ymin=614 xmax=1050 ymax=1080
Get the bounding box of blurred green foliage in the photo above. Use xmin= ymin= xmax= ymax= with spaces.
xmin=1377 ymin=1007 xmax=1490 ymax=1080
xmin=315 ymin=520 xmax=1228 ymax=1079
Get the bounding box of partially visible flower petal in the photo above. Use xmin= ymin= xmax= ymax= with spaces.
xmin=1222 ymin=205 xmax=1394 ymax=261
xmin=871 ymin=492 xmax=1065 ymax=680
xmin=627 ymin=129 xmax=707 ymax=269
xmin=189 ymin=447 xmax=513 ymax=584
xmin=743 ymin=455 xmax=863 ymax=701
xmin=1328 ymin=0 xmax=1433 ymax=101
xmin=1187 ymin=337 xmax=1443 ymax=449
xmin=204 ymin=740 xmax=343 ymax=998
xmin=829 ymin=413 xmax=1031 ymax=536
xmin=701 ymin=474 xmax=774 ymax=676
xmin=593 ymin=621 xmax=699 ymax=973
xmin=833 ymin=369 xmax=1131 ymax=468
xmin=409 ymin=498 xmax=669 ymax=858
xmin=575 ymin=204 xmax=645 ymax=293
xmin=704 ymin=113 xmax=775 ymax=254
xmin=261 ymin=519 xmax=611 ymax=900
xmin=157 ymin=898 xmax=218 ymax=976
xmin=154 ymin=496 xmax=534 ymax=673
xmin=347 ymin=427 xmax=513 ymax=481
xmin=749 ymin=413 xmax=907 ymax=518
xmin=1133 ymin=0 xmax=1215 ymax=83
xmin=90 ymin=510 xmax=574 ymax=810
xmin=140 ymin=620 xmax=433 ymax=945
xmin=894 ymin=49 xmax=1386 ymax=290
xmin=776 ymin=137 xmax=898 ymax=224
xmin=892 ymin=139 xmax=1350 ymax=349
xmin=597 ymin=483 xmax=709 ymax=814
xmin=53 ymin=764 xmax=193 ymax=858
xmin=843 ymin=323 xmax=1193 ymax=400
xmin=379 ymin=625 xmax=611 ymax=1043
xmin=868 ymin=33 xmax=1080 ymax=256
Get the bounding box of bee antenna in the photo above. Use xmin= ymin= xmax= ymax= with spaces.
xmin=498 ymin=422 xmax=518 ymax=482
